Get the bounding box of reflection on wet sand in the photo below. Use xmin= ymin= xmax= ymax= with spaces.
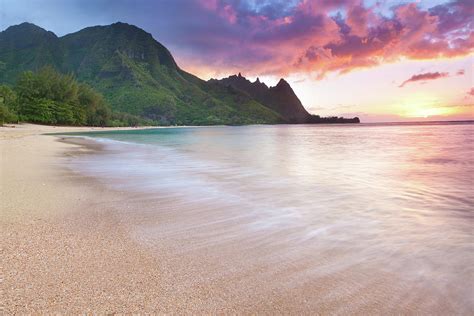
xmin=65 ymin=122 xmax=474 ymax=313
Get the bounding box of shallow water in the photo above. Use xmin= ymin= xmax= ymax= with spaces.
xmin=64 ymin=122 xmax=474 ymax=313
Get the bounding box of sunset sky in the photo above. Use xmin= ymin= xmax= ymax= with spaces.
xmin=1 ymin=0 xmax=473 ymax=122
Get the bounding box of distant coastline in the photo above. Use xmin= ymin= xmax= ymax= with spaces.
xmin=358 ymin=119 xmax=474 ymax=126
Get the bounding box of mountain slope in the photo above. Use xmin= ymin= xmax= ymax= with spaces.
xmin=0 ymin=22 xmax=358 ymax=125
xmin=0 ymin=22 xmax=283 ymax=125
xmin=0 ymin=23 xmax=63 ymax=83
xmin=210 ymin=73 xmax=310 ymax=123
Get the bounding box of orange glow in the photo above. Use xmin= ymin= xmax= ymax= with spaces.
xmin=406 ymin=107 xmax=455 ymax=118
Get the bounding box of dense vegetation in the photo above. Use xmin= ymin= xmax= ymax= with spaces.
xmin=0 ymin=84 xmax=18 ymax=124
xmin=307 ymin=115 xmax=360 ymax=124
xmin=0 ymin=67 xmax=147 ymax=126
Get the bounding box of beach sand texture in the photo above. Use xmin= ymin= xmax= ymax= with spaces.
xmin=2 ymin=125 xmax=170 ymax=313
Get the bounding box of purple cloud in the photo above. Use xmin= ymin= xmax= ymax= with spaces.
xmin=1 ymin=0 xmax=473 ymax=78
xmin=399 ymin=72 xmax=450 ymax=87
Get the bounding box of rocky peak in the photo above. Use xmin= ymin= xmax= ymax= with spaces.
xmin=1 ymin=22 xmax=58 ymax=40
xmin=276 ymin=78 xmax=291 ymax=89
xmin=211 ymin=73 xmax=310 ymax=123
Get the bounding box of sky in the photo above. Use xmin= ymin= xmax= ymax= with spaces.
xmin=1 ymin=0 xmax=473 ymax=122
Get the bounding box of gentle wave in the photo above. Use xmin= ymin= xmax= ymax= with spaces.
xmin=62 ymin=123 xmax=474 ymax=313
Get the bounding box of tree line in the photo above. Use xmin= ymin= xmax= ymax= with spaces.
xmin=0 ymin=66 xmax=147 ymax=126
xmin=306 ymin=114 xmax=360 ymax=124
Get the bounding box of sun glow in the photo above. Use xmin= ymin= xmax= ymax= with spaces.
xmin=397 ymin=93 xmax=454 ymax=118
xmin=406 ymin=106 xmax=454 ymax=118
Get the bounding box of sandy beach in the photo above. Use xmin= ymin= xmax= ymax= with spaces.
xmin=1 ymin=124 xmax=317 ymax=314
xmin=1 ymin=124 xmax=170 ymax=313
xmin=1 ymin=0 xmax=472 ymax=311
xmin=1 ymin=124 xmax=320 ymax=314
xmin=1 ymin=124 xmax=471 ymax=314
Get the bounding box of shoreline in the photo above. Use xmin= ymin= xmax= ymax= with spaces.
xmin=1 ymin=124 xmax=173 ymax=313
xmin=2 ymin=124 xmax=316 ymax=313
xmin=1 ymin=124 xmax=470 ymax=314
xmin=0 ymin=124 xmax=357 ymax=313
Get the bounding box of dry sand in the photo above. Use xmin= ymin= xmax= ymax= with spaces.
xmin=0 ymin=124 xmax=464 ymax=314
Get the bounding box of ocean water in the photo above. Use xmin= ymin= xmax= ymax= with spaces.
xmin=64 ymin=122 xmax=473 ymax=312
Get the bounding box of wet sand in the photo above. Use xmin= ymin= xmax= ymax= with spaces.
xmin=1 ymin=124 xmax=468 ymax=314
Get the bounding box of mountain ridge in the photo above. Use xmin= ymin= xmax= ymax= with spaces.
xmin=210 ymin=73 xmax=310 ymax=123
xmin=0 ymin=22 xmax=359 ymax=125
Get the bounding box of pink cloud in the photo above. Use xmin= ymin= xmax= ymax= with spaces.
xmin=198 ymin=0 xmax=218 ymax=10
xmin=184 ymin=0 xmax=474 ymax=78
xmin=399 ymin=72 xmax=449 ymax=87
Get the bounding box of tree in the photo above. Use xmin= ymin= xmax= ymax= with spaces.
xmin=78 ymin=83 xmax=111 ymax=126
xmin=0 ymin=85 xmax=19 ymax=124
xmin=14 ymin=67 xmax=113 ymax=126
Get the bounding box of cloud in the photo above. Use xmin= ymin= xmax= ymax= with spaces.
xmin=399 ymin=72 xmax=449 ymax=87
xmin=468 ymin=88 xmax=474 ymax=97
xmin=457 ymin=69 xmax=465 ymax=75
xmin=190 ymin=0 xmax=474 ymax=78
xmin=1 ymin=0 xmax=473 ymax=79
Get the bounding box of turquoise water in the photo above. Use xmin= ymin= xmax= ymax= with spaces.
xmin=64 ymin=122 xmax=473 ymax=312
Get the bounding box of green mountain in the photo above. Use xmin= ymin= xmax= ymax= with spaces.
xmin=0 ymin=22 xmax=284 ymax=125
xmin=0 ymin=22 xmax=359 ymax=125
xmin=0 ymin=23 xmax=62 ymax=80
